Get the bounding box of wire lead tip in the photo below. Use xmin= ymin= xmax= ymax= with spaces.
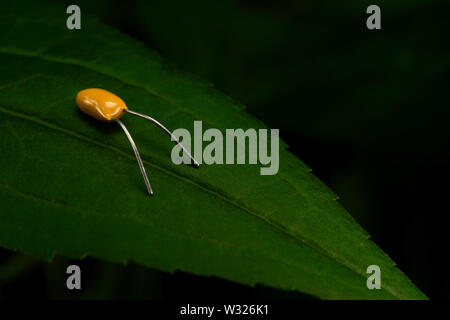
xmin=115 ymin=119 xmax=154 ymax=198
xmin=126 ymin=108 xmax=201 ymax=169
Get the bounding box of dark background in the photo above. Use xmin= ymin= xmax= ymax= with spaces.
xmin=0 ymin=0 xmax=447 ymax=299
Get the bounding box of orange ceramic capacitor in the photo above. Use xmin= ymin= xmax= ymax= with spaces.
xmin=75 ymin=88 xmax=199 ymax=196
xmin=76 ymin=88 xmax=128 ymax=121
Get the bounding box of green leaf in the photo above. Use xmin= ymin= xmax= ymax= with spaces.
xmin=0 ymin=1 xmax=425 ymax=299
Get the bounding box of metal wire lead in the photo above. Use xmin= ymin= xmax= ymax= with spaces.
xmin=114 ymin=118 xmax=153 ymax=196
xmin=124 ymin=109 xmax=200 ymax=167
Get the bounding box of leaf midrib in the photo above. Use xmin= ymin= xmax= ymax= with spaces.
xmin=0 ymin=49 xmax=400 ymax=298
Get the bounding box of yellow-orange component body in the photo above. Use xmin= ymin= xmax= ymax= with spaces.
xmin=76 ymin=88 xmax=128 ymax=121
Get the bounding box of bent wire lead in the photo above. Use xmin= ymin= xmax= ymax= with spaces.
xmin=75 ymin=88 xmax=199 ymax=196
